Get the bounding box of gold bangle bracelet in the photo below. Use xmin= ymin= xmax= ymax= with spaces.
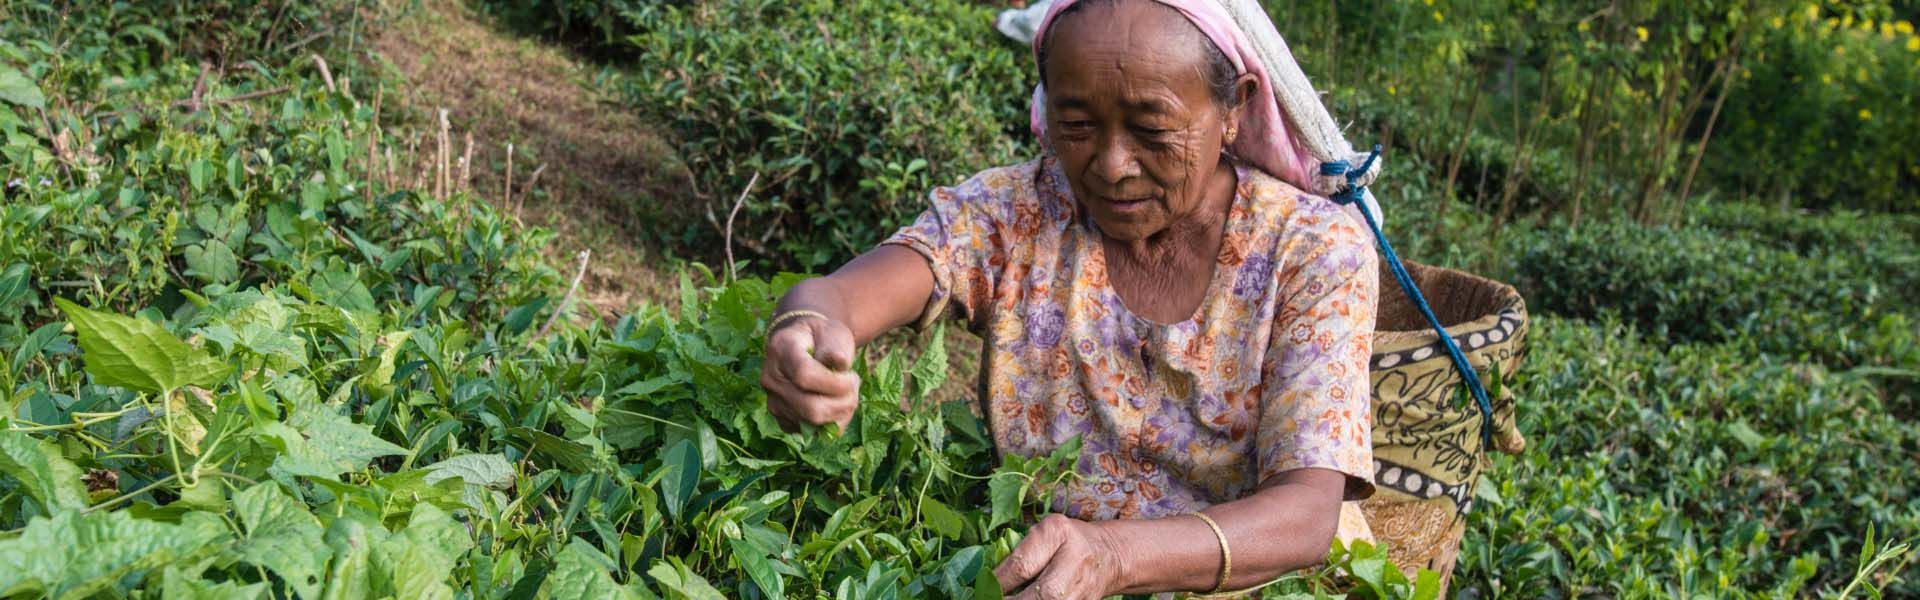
xmin=768 ymin=309 xmax=830 ymax=333
xmin=1192 ymin=512 xmax=1231 ymax=594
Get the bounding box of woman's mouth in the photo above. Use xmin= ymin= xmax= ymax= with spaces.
xmin=1103 ymin=196 xmax=1155 ymax=212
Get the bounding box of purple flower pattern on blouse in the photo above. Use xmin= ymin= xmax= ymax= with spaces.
xmin=883 ymin=156 xmax=1378 ymax=522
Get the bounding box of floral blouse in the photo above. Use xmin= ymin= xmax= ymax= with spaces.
xmin=883 ymin=156 xmax=1379 ymax=521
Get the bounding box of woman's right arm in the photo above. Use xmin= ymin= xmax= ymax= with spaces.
xmin=760 ymin=245 xmax=936 ymax=431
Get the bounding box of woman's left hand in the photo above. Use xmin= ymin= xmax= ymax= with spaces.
xmin=995 ymin=514 xmax=1130 ymax=599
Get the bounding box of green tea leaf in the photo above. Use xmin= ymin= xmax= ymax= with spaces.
xmin=0 ymin=431 xmax=88 ymax=512
xmin=233 ymin=483 xmax=329 ymax=599
xmin=647 ymin=558 xmax=726 ymax=600
xmin=919 ymin=496 xmax=964 ymax=540
xmin=660 ymin=439 xmax=701 ymax=522
xmin=55 ymin=298 xmax=233 ymax=393
xmin=0 ymin=65 xmax=45 ymax=109
xmin=728 ymin=537 xmax=786 ymax=599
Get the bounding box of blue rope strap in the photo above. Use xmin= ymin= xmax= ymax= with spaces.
xmin=1323 ymin=145 xmax=1495 ymax=446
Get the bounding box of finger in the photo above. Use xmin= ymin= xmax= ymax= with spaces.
xmin=789 ymin=392 xmax=858 ymax=427
xmin=1009 ymin=561 xmax=1081 ymax=600
xmin=787 ymin=354 xmax=860 ymax=398
xmin=996 ymin=516 xmax=1068 ymax=593
xmin=765 ymin=325 xmax=817 ymax=381
xmin=808 ymin=318 xmax=857 ymax=372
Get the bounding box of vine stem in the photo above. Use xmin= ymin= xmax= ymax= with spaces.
xmin=84 ymin=473 xmax=180 ymax=514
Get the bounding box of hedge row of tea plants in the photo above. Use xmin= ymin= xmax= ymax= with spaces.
xmin=490 ymin=0 xmax=1038 ymax=270
xmin=1457 ymin=315 xmax=1919 ymax=597
xmin=1 ymin=2 xmax=1448 ymax=598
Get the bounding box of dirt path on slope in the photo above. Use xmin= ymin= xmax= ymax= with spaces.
xmin=367 ymin=0 xmax=687 ymax=316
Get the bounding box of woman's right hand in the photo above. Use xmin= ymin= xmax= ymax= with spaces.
xmin=760 ymin=313 xmax=863 ymax=432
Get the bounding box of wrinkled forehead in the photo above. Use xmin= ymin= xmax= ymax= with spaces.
xmin=1040 ymin=0 xmax=1218 ymax=90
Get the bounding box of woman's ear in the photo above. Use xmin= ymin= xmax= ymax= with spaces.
xmin=1225 ymin=72 xmax=1260 ymax=140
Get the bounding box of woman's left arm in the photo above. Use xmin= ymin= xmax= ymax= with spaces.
xmin=994 ymin=467 xmax=1347 ymax=598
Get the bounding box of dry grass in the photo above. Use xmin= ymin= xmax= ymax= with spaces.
xmin=366 ymin=0 xmax=688 ymax=317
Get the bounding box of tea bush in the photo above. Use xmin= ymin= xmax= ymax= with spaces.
xmin=602 ymin=0 xmax=1036 ymax=270
xmin=1457 ymin=315 xmax=1920 ymax=597
xmin=1501 ymin=216 xmax=1917 ymax=372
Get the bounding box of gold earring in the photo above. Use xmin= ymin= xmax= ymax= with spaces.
xmin=1225 ymin=126 xmax=1238 ymax=144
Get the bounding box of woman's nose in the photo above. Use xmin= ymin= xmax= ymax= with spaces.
xmin=1091 ymin=132 xmax=1140 ymax=185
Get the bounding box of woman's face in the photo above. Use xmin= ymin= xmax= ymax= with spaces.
xmin=1043 ymin=0 xmax=1244 ymax=241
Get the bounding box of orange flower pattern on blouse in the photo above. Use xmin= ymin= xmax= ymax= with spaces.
xmin=883 ymin=157 xmax=1378 ymax=520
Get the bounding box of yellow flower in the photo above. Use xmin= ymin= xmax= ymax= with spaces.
xmin=1897 ymin=20 xmax=1914 ymax=35
xmin=1635 ymin=26 xmax=1649 ymax=42
xmin=1834 ymin=45 xmax=1846 ymax=56
xmin=1578 ymin=20 xmax=1591 ymax=32
xmin=1841 ymin=14 xmax=1853 ymax=28
xmin=1881 ymin=23 xmax=1895 ymax=38
xmin=1388 ymin=85 xmax=1398 ymax=96
xmin=1909 ymin=37 xmax=1920 ymax=52
xmin=1804 ymin=4 xmax=1819 ymax=20
xmin=1770 ymin=16 xmax=1785 ymax=29
xmin=1858 ymin=109 xmax=1872 ymax=121
xmin=1433 ymin=10 xmax=1444 ymax=23
xmin=1424 ymin=0 xmax=1434 ymax=5
xmin=1822 ymin=73 xmax=1834 ymax=84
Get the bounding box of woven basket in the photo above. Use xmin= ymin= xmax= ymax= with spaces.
xmin=1361 ymin=260 xmax=1528 ymax=590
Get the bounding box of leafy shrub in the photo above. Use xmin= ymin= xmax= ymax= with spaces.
xmin=1502 ymin=217 xmax=1916 ymax=371
xmin=610 ymin=0 xmax=1036 ymax=270
xmin=1458 ymin=316 xmax=1920 ymax=597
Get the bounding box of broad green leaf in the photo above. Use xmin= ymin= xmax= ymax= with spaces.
xmin=55 ymin=298 xmax=233 ymax=393
xmin=0 ymin=510 xmax=228 ymax=598
xmin=909 ymin=325 xmax=949 ymax=401
xmin=0 ymin=65 xmax=45 ymax=109
xmin=423 ymin=453 xmax=513 ymax=488
xmin=544 ymin=541 xmax=640 ymax=600
xmin=0 ymin=431 xmax=88 ymax=512
xmin=262 ymin=406 xmax=408 ymax=478
xmin=363 ymin=330 xmax=413 ymax=400
xmin=0 ymin=262 xmax=31 ymax=316
xmin=372 ymin=504 xmax=472 ymax=600
xmin=320 ymin=518 xmax=378 ymax=600
xmin=1411 ymin=568 xmax=1443 ymax=600
xmin=729 ymin=537 xmax=785 ymax=599
xmin=163 ymin=567 xmax=269 ymax=599
xmin=234 ymin=483 xmax=329 ymax=599
xmin=986 ymin=473 xmax=1026 ymax=530
xmin=310 ymin=267 xmax=376 ymax=313
xmin=660 ymin=439 xmax=701 ymax=522
xmin=647 ymin=559 xmax=726 ymax=600
xmin=919 ymin=496 xmax=964 ymax=539
xmin=184 ymin=240 xmax=240 ymax=284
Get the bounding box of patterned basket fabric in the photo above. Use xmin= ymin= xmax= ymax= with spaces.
xmin=1361 ymin=261 xmax=1528 ymax=589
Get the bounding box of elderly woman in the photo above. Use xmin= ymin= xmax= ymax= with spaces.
xmin=759 ymin=0 xmax=1379 ymax=596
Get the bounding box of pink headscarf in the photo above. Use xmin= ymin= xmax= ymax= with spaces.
xmin=1028 ymin=0 xmax=1317 ymax=194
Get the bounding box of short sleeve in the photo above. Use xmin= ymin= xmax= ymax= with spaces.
xmin=1256 ymin=206 xmax=1380 ymax=501
xmin=879 ymin=168 xmax=1017 ymax=332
